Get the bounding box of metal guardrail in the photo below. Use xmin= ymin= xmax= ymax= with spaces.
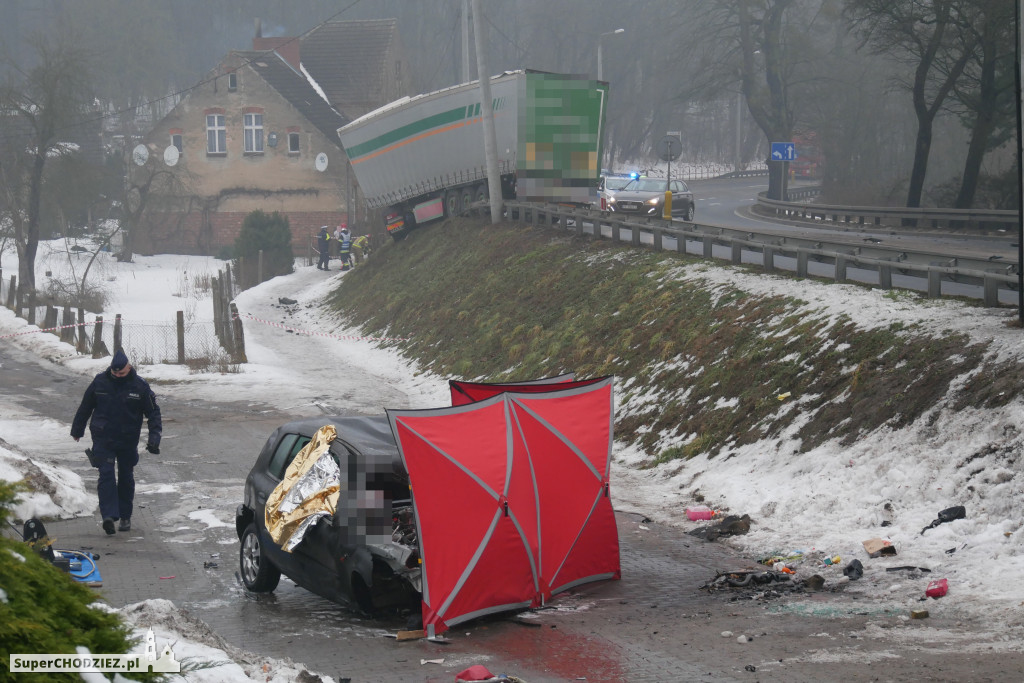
xmin=503 ymin=201 xmax=1019 ymax=307
xmin=760 ymin=188 xmax=1019 ymax=232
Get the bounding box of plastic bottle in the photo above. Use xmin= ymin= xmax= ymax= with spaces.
xmin=926 ymin=578 xmax=948 ymax=598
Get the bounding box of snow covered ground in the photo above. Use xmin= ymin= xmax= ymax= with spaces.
xmin=2 ymin=239 xmax=1023 ymax=680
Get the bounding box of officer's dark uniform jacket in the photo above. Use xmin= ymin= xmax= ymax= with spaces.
xmin=71 ymin=367 xmax=162 ymax=450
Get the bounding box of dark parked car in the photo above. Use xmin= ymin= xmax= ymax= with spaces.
xmin=235 ymin=416 xmax=421 ymax=614
xmin=606 ymin=177 xmax=695 ymax=221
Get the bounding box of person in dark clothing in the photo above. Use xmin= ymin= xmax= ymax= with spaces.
xmin=316 ymin=226 xmax=331 ymax=270
xmin=71 ymin=350 xmax=162 ymax=535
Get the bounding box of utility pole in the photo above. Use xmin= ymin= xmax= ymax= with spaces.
xmin=471 ymin=0 xmax=502 ymax=224
xmin=461 ymin=0 xmax=472 ymax=84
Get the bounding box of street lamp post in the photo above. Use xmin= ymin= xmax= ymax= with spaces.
xmin=597 ymin=28 xmax=624 ymax=81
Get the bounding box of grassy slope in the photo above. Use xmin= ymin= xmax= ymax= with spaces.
xmin=327 ymin=217 xmax=1022 ymax=464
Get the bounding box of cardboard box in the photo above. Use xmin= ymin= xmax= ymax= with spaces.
xmin=862 ymin=538 xmax=897 ymax=557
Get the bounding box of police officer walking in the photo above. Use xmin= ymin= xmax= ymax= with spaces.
xmin=71 ymin=350 xmax=162 ymax=535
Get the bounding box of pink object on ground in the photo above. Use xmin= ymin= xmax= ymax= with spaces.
xmin=455 ymin=664 xmax=495 ymax=682
xmin=926 ymin=578 xmax=949 ymax=598
xmin=686 ymin=505 xmax=714 ymax=521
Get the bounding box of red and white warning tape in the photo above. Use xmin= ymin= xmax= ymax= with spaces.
xmin=233 ymin=313 xmax=408 ymax=342
xmin=0 ymin=321 xmax=91 ymax=340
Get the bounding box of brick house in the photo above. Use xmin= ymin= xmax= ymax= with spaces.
xmin=135 ymin=19 xmax=410 ymax=256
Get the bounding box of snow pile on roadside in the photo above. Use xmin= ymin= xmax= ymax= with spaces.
xmin=76 ymin=599 xmax=334 ymax=683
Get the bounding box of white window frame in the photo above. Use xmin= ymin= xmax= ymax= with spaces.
xmin=244 ymin=113 xmax=264 ymax=154
xmin=206 ymin=114 xmax=226 ymax=154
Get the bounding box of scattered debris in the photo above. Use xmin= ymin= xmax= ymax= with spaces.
xmin=843 ymin=559 xmax=864 ymax=581
xmin=277 ymin=297 xmax=298 ymax=305
xmin=803 ymin=575 xmax=825 ymax=591
xmin=721 ymin=631 xmax=734 ymax=637
xmin=420 ymin=658 xmax=444 ymax=665
xmin=689 ymin=514 xmax=752 ymax=541
xmin=745 ymin=664 xmax=757 ymax=672
xmin=737 ymin=634 xmax=751 ymax=643
xmin=921 ymin=505 xmax=965 ymax=535
xmin=202 ymin=561 xmax=218 ymax=569
xmin=686 ymin=505 xmax=714 ymax=521
xmin=886 ymin=566 xmax=931 ymax=573
xmin=396 ymin=629 xmax=425 ymax=641
xmin=776 ymin=392 xmax=791 ymax=400
xmin=159 ymin=575 xmax=175 ymax=580
xmin=703 ymin=569 xmax=791 ymax=591
xmin=862 ymin=538 xmax=896 ymax=558
xmin=911 ymin=609 xmax=930 ymax=619
xmin=926 ymin=578 xmax=949 ymax=598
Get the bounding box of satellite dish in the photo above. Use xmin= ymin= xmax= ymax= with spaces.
xmin=163 ymin=145 xmax=179 ymax=167
xmin=315 ymin=152 xmax=328 ymax=172
xmin=132 ymin=144 xmax=149 ymax=166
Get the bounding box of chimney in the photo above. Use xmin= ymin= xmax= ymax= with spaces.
xmin=255 ymin=18 xmax=262 ymax=39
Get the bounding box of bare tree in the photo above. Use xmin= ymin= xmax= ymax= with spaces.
xmin=846 ymin=0 xmax=979 ymax=209
xmin=0 ymin=32 xmax=95 ymax=307
xmin=950 ymin=0 xmax=1016 ymax=208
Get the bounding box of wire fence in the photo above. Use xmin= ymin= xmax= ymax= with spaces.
xmin=1 ymin=271 xmax=239 ymax=371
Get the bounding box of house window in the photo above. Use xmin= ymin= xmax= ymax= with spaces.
xmin=288 ymin=132 xmax=300 ymax=153
xmin=171 ymin=133 xmax=183 ymax=155
xmin=244 ymin=113 xmax=264 ymax=153
xmin=228 ymin=72 xmax=237 ymax=90
xmin=206 ymin=114 xmax=226 ymax=154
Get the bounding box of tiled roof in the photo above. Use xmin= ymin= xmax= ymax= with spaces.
xmin=236 ymin=50 xmax=349 ymax=146
xmin=300 ymin=19 xmax=397 ymax=108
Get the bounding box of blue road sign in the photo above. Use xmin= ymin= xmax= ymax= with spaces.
xmin=771 ymin=142 xmax=797 ymax=161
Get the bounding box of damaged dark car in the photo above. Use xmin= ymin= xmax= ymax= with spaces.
xmin=235 ymin=416 xmax=421 ymax=614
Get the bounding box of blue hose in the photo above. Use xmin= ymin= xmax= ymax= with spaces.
xmin=57 ymin=549 xmax=101 ymax=582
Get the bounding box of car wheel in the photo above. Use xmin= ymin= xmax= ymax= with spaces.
xmin=685 ymin=203 xmax=695 ymax=222
xmin=239 ymin=523 xmax=281 ymax=592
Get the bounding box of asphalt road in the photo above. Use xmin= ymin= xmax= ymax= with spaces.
xmin=3 ymin=308 xmax=1022 ymax=682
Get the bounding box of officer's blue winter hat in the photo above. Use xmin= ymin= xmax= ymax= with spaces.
xmin=110 ymin=350 xmax=129 ymax=371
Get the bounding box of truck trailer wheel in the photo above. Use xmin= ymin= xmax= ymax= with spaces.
xmin=460 ymin=186 xmax=475 ymax=215
xmin=473 ymin=184 xmax=488 ymax=215
xmin=445 ymin=190 xmax=462 ymax=218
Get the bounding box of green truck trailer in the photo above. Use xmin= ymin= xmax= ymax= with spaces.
xmin=337 ymin=70 xmax=608 ymax=239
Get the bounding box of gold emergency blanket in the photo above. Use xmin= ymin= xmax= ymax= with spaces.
xmin=264 ymin=425 xmax=341 ymax=552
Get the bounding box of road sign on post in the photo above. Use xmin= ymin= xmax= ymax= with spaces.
xmin=771 ymin=142 xmax=797 ymax=161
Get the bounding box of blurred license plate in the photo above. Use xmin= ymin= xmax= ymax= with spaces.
xmin=619 ymin=201 xmax=639 ymax=210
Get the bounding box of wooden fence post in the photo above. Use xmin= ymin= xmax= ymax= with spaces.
xmin=6 ymin=275 xmax=14 ymax=309
xmin=61 ymin=305 xmax=75 ymax=344
xmin=43 ymin=306 xmax=58 ymax=335
xmin=258 ymin=249 xmax=264 ymax=285
xmin=77 ymin=308 xmax=88 ymax=353
xmin=211 ymin=274 xmax=222 ymax=346
xmin=176 ymin=310 xmax=186 ymax=364
xmin=91 ymin=316 xmax=108 ymax=358
xmin=229 ymin=303 xmax=247 ymax=363
xmin=113 ymin=314 xmax=122 ymax=352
